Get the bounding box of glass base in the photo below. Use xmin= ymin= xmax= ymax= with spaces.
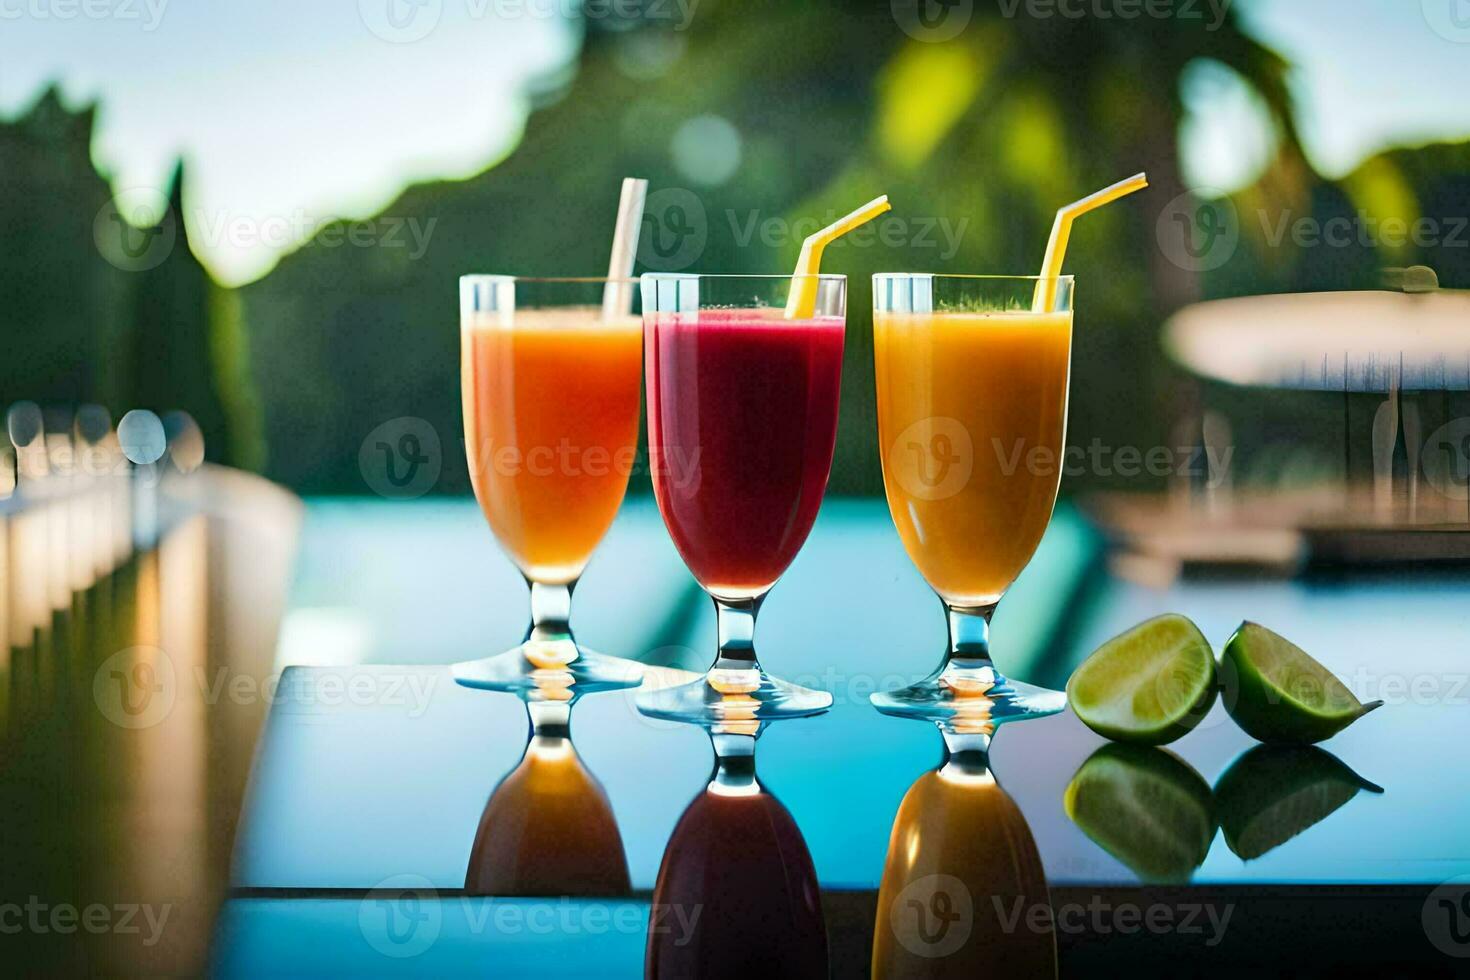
xmin=636 ymin=668 xmax=832 ymax=726
xmin=871 ymin=663 xmax=1066 ymax=732
xmin=451 ymin=639 xmax=643 ymax=700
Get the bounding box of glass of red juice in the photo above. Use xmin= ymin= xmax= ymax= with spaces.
xmin=638 ymin=273 xmax=845 ymax=724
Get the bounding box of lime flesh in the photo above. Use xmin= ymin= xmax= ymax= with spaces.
xmin=1064 ymin=744 xmax=1215 ymax=883
xmin=1067 ymin=614 xmax=1217 ymax=745
xmin=1220 ymin=622 xmax=1383 ymax=746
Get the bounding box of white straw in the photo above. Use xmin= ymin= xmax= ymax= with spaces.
xmin=601 ymin=177 xmax=648 ymax=321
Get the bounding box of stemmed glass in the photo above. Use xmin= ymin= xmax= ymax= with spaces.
xmin=452 ymin=275 xmax=644 ymax=696
xmin=646 ymin=715 xmax=827 ymax=979
xmin=870 ymin=274 xmax=1075 ymax=727
xmin=465 ymin=676 xmax=630 ymax=897
xmin=637 ymin=273 xmax=844 ymax=724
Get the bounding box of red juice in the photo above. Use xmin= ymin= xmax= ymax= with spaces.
xmin=645 ymin=788 xmax=827 ymax=980
xmin=645 ymin=308 xmax=845 ymax=599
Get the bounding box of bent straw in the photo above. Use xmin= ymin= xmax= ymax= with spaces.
xmin=601 ymin=177 xmax=649 ymax=321
xmin=1033 ymin=173 xmax=1149 ymax=312
xmin=784 ymin=195 xmax=893 ymax=319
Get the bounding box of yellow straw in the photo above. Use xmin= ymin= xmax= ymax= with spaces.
xmin=1033 ymin=173 xmax=1149 ymax=312
xmin=784 ymin=195 xmax=892 ymax=318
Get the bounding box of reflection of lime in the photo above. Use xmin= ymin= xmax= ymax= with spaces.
xmin=1221 ymin=623 xmax=1382 ymax=745
xmin=1067 ymin=614 xmax=1217 ymax=745
xmin=1064 ymin=744 xmax=1215 ymax=883
xmin=1216 ymin=745 xmax=1382 ymax=861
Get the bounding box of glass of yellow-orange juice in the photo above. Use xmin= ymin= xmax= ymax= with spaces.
xmin=452 ymin=275 xmax=644 ymax=696
xmin=869 ymin=273 xmax=1074 ymax=729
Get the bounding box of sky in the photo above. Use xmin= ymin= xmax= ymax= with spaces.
xmin=2 ymin=0 xmax=1469 ymax=284
xmin=1184 ymin=0 xmax=1470 ymax=189
xmin=0 ymin=1 xmax=576 ymax=284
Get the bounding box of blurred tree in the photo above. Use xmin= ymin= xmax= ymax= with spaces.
xmin=240 ymin=0 xmax=1314 ymax=495
xmin=4 ymin=2 xmax=1467 ymax=495
xmin=0 ymin=89 xmax=259 ymax=467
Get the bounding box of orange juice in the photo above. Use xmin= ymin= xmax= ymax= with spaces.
xmin=872 ymin=767 xmax=1055 ymax=977
xmin=462 ymin=308 xmax=642 ymax=584
xmin=874 ymin=310 xmax=1071 ymax=607
xmin=465 ymin=734 xmax=630 ymax=897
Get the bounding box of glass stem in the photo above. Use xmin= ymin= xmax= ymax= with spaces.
xmin=526 ymin=699 xmax=571 ymax=741
xmin=713 ymin=595 xmax=763 ymax=672
xmin=940 ymin=729 xmax=994 ymax=772
xmin=527 ymin=579 xmax=575 ymax=644
xmin=942 ymin=600 xmax=998 ymax=678
xmin=708 ymin=731 xmax=759 ymax=794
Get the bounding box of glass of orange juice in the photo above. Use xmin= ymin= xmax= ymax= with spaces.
xmin=452 ymin=275 xmax=644 ymax=696
xmin=869 ymin=274 xmax=1074 ymax=728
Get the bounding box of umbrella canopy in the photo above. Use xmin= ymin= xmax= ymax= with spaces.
xmin=1164 ymin=289 xmax=1470 ymax=392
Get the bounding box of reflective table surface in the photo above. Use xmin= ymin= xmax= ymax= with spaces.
xmin=220 ymin=499 xmax=1470 ymax=975
xmin=7 ymin=493 xmax=1468 ymax=975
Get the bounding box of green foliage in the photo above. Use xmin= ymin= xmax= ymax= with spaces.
xmin=4 ymin=1 xmax=1469 ymax=495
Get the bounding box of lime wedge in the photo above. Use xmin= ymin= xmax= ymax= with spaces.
xmin=1066 ymin=614 xmax=1217 ymax=745
xmin=1215 ymin=745 xmax=1383 ymax=860
xmin=1220 ymin=622 xmax=1383 ymax=745
xmin=1064 ymin=744 xmax=1215 ymax=883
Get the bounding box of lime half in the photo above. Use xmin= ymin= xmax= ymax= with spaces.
xmin=1067 ymin=614 xmax=1217 ymax=745
xmin=1215 ymin=745 xmax=1383 ymax=860
xmin=1064 ymin=744 xmax=1215 ymax=883
xmin=1220 ymin=622 xmax=1382 ymax=746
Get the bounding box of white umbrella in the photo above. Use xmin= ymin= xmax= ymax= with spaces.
xmin=1164 ymin=289 xmax=1470 ymax=393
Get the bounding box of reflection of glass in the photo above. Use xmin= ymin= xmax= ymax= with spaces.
xmin=874 ymin=731 xmax=1056 ymax=978
xmin=870 ymin=275 xmax=1074 ymax=727
xmin=646 ymin=719 xmax=827 ymax=979
xmin=465 ymin=694 xmax=629 ymax=897
xmin=637 ymin=274 xmax=845 ymax=724
xmin=1065 ymin=744 xmax=1214 ymax=883
xmin=1215 ymin=745 xmax=1382 ymax=862
xmin=453 ymin=276 xmax=644 ymax=696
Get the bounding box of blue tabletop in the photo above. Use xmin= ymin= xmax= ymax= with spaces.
xmin=232 ymin=496 xmax=1468 ymax=892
